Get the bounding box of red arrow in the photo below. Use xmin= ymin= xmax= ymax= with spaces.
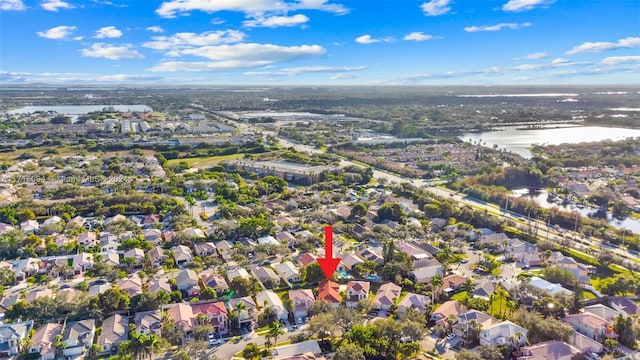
xmin=317 ymin=225 xmax=340 ymax=280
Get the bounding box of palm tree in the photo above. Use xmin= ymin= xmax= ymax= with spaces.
xmin=267 ymin=321 xmax=285 ymax=348
xmin=53 ymin=334 xmax=65 ymax=359
xmin=429 ymin=274 xmax=444 ymax=303
xmin=461 ymin=279 xmax=475 ymax=294
xmin=142 ymin=333 xmax=161 ymax=360
xmin=505 ymin=298 xmax=517 ymax=318
xmin=233 ymin=301 xmax=248 ymax=329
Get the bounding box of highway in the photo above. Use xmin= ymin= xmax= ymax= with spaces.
xmin=230 ymin=119 xmax=640 ymax=270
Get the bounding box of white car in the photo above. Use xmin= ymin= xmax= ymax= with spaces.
xmin=446 ymin=333 xmax=455 ymax=340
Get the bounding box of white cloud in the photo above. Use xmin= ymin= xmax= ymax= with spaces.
xmin=566 ymin=37 xmax=640 ymax=55
xmin=551 ymin=57 xmax=569 ymax=65
xmin=94 ymin=26 xmax=123 ymax=38
xmin=524 ymin=52 xmax=547 ymax=59
xmin=36 ymin=25 xmax=77 ymax=40
xmin=0 ymin=70 xmax=162 ymax=83
xmin=80 ymin=43 xmax=144 ymax=60
xmin=156 ymin=0 xmax=348 ymax=18
xmin=600 ymin=56 xmax=640 ymax=66
xmin=404 ymin=32 xmax=433 ymax=41
xmin=73 ymin=36 xmax=83 ymax=40
xmin=420 ymin=0 xmax=451 ymax=16
xmin=146 ymin=26 xmax=164 ymax=33
xmin=149 ymin=43 xmax=325 ymax=72
xmin=143 ymin=30 xmax=245 ymax=52
xmin=0 ymin=0 xmax=25 ymax=11
xmin=41 ymin=0 xmax=74 ymax=11
xmin=355 ymin=34 xmax=393 ymax=44
xmin=330 ymin=73 xmax=360 ymax=80
xmin=245 ymin=65 xmax=366 ymax=76
xmin=502 ymin=0 xmax=554 ymax=12
xmin=464 ymin=22 xmax=531 ymax=32
xmin=243 ymin=14 xmax=309 ymax=28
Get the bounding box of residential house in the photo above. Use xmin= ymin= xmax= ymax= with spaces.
xmin=472 ymin=280 xmax=497 ymax=300
xmin=226 ymin=268 xmax=251 ymax=283
xmin=88 ymin=283 xmax=111 ymax=298
xmin=431 ymin=300 xmax=467 ymax=324
xmin=276 ymin=231 xmax=297 ymax=247
xmin=29 ymin=323 xmax=63 ymax=360
xmin=104 ymin=253 xmax=120 ymax=267
xmin=43 ymin=216 xmax=62 ymax=226
xmin=345 ymin=281 xmax=370 ymax=308
xmin=317 ymin=280 xmax=341 ymax=307
xmin=0 ymin=223 xmax=15 ymax=234
xmin=134 ymin=310 xmax=162 ymax=336
xmin=194 ymin=242 xmax=216 ymax=257
xmin=358 ymin=248 xmax=384 ymax=265
xmin=429 ymin=218 xmax=447 ymax=232
xmin=191 ymin=302 xmax=228 ymax=335
xmin=175 ymin=269 xmax=200 ymax=298
xmin=200 ymin=273 xmax=230 ymax=294
xmin=289 ymin=289 xmax=315 ymax=319
xmin=148 ymin=247 xmax=167 ymax=267
xmin=397 ymin=292 xmax=430 ymax=313
xmin=528 ymin=276 xmax=572 ymax=296
xmin=337 ymin=254 xmax=364 ymax=273
xmin=257 ymin=235 xmax=280 ymax=246
xmin=409 ymin=262 xmax=444 ymax=284
xmin=256 ymin=290 xmax=288 ymax=321
xmin=165 ymin=303 xmax=195 ymax=336
xmin=20 ymin=220 xmax=39 ymax=234
xmin=0 ymin=321 xmax=33 ymax=357
xmin=62 ymin=319 xmax=95 ymax=359
xmin=172 ymin=245 xmax=193 ymax=265
xmin=117 ymin=276 xmax=143 ymax=297
xmin=569 ymin=331 xmax=603 ymax=355
xmin=98 ymin=314 xmax=129 ymax=354
xmin=77 ymin=231 xmax=97 ymax=247
xmin=442 ymin=274 xmax=468 ymax=294
xmin=123 ymin=248 xmax=145 ymax=267
xmin=24 ymin=288 xmax=53 ymax=303
xmin=147 ymin=278 xmax=171 ymax=294
xmin=182 ymin=227 xmax=205 ymax=239
xmin=143 ymin=228 xmax=162 ymax=244
xmin=372 ymin=283 xmax=402 ymax=310
xmin=583 ymin=304 xmax=620 ymax=322
xmin=609 ymin=296 xmax=640 ymax=316
xmin=14 ymin=257 xmax=40 ymax=280
xmin=227 ymin=297 xmax=258 ymax=329
xmin=251 ymin=266 xmax=281 ymax=289
xmin=517 ymin=341 xmax=579 ymax=360
xmin=564 ymin=313 xmax=617 ymax=341
xmin=480 ymin=320 xmax=528 ymax=347
xmin=100 ymin=233 xmax=119 ymax=252
xmin=72 ymin=253 xmax=94 ymax=274
xmin=397 ymin=242 xmax=429 ymax=260
xmin=453 ymin=310 xmax=496 ymax=338
xmin=274 ymin=261 xmax=301 ymax=285
xmin=297 ymin=253 xmax=318 ymax=268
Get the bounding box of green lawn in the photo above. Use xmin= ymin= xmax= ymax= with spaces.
xmin=581 ymin=289 xmax=597 ymax=300
xmin=166 ymin=153 xmax=245 ymax=167
xmin=450 ymin=291 xmax=468 ymax=301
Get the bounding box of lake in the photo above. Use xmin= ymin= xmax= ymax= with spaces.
xmin=6 ymin=105 xmax=152 ymax=115
xmin=460 ymin=126 xmax=640 ymax=158
xmin=512 ymin=188 xmax=640 ymax=234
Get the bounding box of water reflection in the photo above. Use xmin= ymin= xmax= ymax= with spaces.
xmin=460 ymin=126 xmax=640 ymax=159
xmin=513 ymin=188 xmax=640 ymax=234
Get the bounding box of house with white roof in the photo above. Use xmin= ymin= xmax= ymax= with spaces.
xmin=256 ymin=290 xmax=288 ymax=321
xmin=480 ymin=320 xmax=528 ymax=347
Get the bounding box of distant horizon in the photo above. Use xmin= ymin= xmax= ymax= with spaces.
xmin=2 ymin=83 xmax=640 ymax=89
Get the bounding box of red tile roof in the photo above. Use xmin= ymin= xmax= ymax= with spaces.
xmin=318 ymin=280 xmax=341 ymax=304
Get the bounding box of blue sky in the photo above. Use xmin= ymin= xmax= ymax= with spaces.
xmin=0 ymin=0 xmax=639 ymax=85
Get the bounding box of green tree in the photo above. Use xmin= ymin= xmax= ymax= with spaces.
xmin=334 ymin=343 xmax=365 ymax=360
xmin=455 ymin=349 xmax=482 ymax=360
xmin=267 ymin=321 xmax=285 ymax=348
xmin=242 ymin=343 xmax=261 ymax=360
xmin=478 ymin=344 xmax=504 ymax=360
xmin=377 ymin=203 xmax=406 ymax=223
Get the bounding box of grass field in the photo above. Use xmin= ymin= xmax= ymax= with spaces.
xmin=450 ymin=291 xmax=468 ymax=301
xmin=166 ymin=153 xmax=245 ymax=167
